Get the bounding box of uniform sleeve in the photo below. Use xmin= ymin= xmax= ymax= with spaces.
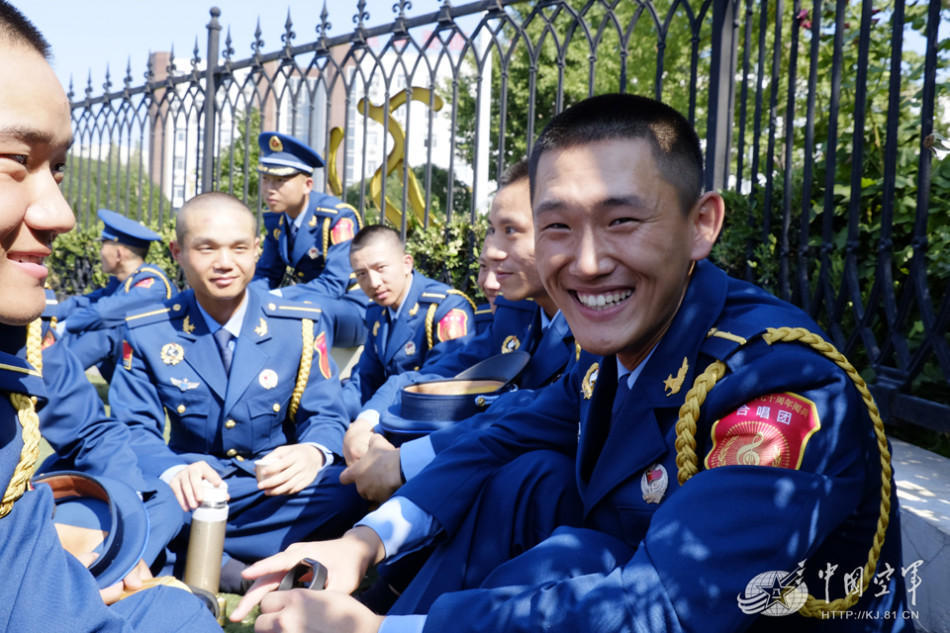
xmin=107 ymin=326 xmax=188 ymax=478
xmin=350 ymin=323 xmax=386 ymax=406
xmin=300 ymin=222 xmax=353 ymax=298
xmin=397 ymin=368 xmax=582 ymax=537
xmin=291 ymin=314 xmax=349 ymax=455
xmin=421 ymin=353 xmax=885 ymax=633
xmin=38 ymin=341 xmax=152 ymax=492
xmin=64 ymin=270 xmax=172 ymax=333
xmin=253 ymin=214 xmax=285 ymax=288
xmin=44 ymin=292 xmax=93 ymax=321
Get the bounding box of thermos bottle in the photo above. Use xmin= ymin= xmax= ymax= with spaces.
xmin=183 ymin=481 xmax=228 ymax=593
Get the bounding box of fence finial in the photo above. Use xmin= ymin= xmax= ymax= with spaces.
xmin=252 ymin=17 xmax=265 ymax=58
xmin=282 ymin=9 xmax=296 ymax=51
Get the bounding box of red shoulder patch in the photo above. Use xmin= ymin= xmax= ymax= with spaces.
xmin=437 ymin=308 xmax=469 ymax=342
xmin=313 ymin=331 xmax=331 ymax=379
xmin=42 ymin=329 xmax=57 ymax=350
xmin=122 ymin=341 xmax=134 ymax=370
xmin=133 ymin=277 xmax=155 ymax=289
xmin=330 ymin=217 xmax=355 ymax=245
xmin=704 ymin=392 xmax=821 ymax=470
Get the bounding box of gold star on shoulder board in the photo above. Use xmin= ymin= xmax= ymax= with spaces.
xmin=254 ymin=317 xmax=268 ymax=337
xmin=663 ymin=357 xmax=689 ymax=396
xmin=182 ymin=315 xmax=196 ymax=334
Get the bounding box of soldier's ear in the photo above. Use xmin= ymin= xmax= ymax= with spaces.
xmin=404 ymin=252 xmax=414 ymax=272
xmin=169 ymin=240 xmax=182 ymax=263
xmin=688 ymin=191 xmax=724 ymax=261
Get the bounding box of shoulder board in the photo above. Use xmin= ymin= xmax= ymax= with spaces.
xmin=493 ymin=296 xmax=539 ymax=315
xmin=125 ymin=305 xmax=173 ymax=328
xmin=124 ymin=265 xmax=173 ymax=298
xmin=313 ymin=206 xmax=339 ymax=215
xmin=474 ymin=305 xmax=493 ymax=316
xmin=419 ymin=291 xmax=447 ymax=302
xmin=445 ymin=288 xmax=476 ymax=311
xmin=262 ymin=299 xmax=324 ymax=320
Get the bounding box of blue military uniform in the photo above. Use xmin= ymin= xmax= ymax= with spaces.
xmin=365 ymin=297 xmax=573 ymax=454
xmin=108 ymin=287 xmax=366 ymax=564
xmin=0 ymin=324 xmax=219 ymax=633
xmin=253 ymin=132 xmax=367 ymax=347
xmin=54 ymin=210 xmax=175 ymax=379
xmin=35 ymin=338 xmax=184 ymax=570
xmin=384 ymin=260 xmax=908 ymax=632
xmin=473 ymin=302 xmax=493 ymax=334
xmin=342 ymin=272 xmax=476 ymax=419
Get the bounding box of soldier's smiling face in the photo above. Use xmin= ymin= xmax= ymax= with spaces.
xmin=483 ymin=177 xmax=540 ymax=303
xmin=171 ymin=199 xmax=259 ymax=316
xmin=261 ymin=172 xmax=312 ymax=219
xmin=0 ymin=42 xmax=75 ymax=325
xmin=532 ymin=137 xmax=722 ymax=369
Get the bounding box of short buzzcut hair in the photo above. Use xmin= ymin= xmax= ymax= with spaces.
xmin=528 ymin=94 xmax=704 ymax=213
xmin=498 ymin=158 xmax=529 ymax=188
xmin=350 ymin=224 xmax=404 ymax=253
xmin=176 ymin=192 xmax=258 ymax=242
xmin=0 ymin=1 xmax=51 ymax=58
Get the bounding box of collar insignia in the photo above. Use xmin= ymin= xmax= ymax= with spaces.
xmin=182 ymin=315 xmax=196 ymax=334
xmin=254 ymin=317 xmax=268 ymax=337
xmin=408 ymin=302 xmax=419 ymax=317
xmin=663 ymin=357 xmax=689 ymax=396
xmin=582 ymin=362 xmax=599 ymax=400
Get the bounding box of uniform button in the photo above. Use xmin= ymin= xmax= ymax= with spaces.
xmin=268 ymin=303 xmax=277 ymax=311
xmin=235 ymin=455 xmax=245 ymax=462
xmin=226 ymin=448 xmax=237 ymax=457
xmin=297 ymin=272 xmax=305 ymax=278
xmin=225 ymin=419 xmax=236 ymax=429
xmin=177 ymin=404 xmax=186 ymax=414
xmin=172 ymin=304 xmax=181 ymax=311
xmin=272 ymin=403 xmax=281 ymax=412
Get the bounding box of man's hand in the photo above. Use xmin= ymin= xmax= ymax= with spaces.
xmin=256 ymin=444 xmax=324 ymax=495
xmin=343 ymin=417 xmax=376 ymax=465
xmin=340 ymin=434 xmax=402 ymax=503
xmin=230 ymin=526 xmax=386 ymax=623
xmin=254 ymin=589 xmax=384 ymax=633
xmin=74 ymin=554 xmax=153 ymax=605
xmin=169 ymin=460 xmax=227 ymax=512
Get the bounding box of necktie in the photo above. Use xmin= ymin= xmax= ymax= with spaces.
xmin=612 ymin=374 xmax=633 ymax=418
xmin=213 ymin=328 xmax=234 ymax=374
xmin=287 ymin=221 xmax=298 ymax=250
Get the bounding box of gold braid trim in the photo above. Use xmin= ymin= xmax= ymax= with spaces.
xmin=673 ymin=326 xmax=891 ymax=617
xmin=321 ymin=218 xmax=330 ymax=258
xmin=289 ymin=318 xmax=314 ymax=423
xmin=446 ymin=289 xmax=477 ymax=312
xmin=1 ymin=319 xmax=44 ymax=519
xmin=424 ymin=303 xmax=437 ymax=351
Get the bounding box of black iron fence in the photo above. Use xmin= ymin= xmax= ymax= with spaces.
xmin=59 ymin=0 xmax=949 ymax=435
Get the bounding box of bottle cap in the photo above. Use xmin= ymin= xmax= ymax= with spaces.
xmin=200 ymin=480 xmax=229 ymax=507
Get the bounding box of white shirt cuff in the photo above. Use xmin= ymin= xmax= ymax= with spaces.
xmin=356 ymin=409 xmax=381 ymax=426
xmin=159 ymin=464 xmax=187 ymax=484
xmin=303 ymin=442 xmax=334 ymax=469
xmin=379 ymin=615 xmax=427 ymax=633
xmin=399 ymin=436 xmax=436 ymax=482
xmin=355 ymin=496 xmax=437 ymax=559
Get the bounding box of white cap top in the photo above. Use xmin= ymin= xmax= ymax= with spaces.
xmin=200 ymin=480 xmax=229 ymax=506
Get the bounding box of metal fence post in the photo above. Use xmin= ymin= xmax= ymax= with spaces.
xmin=705 ymin=0 xmax=737 ymax=192
xmin=201 ymin=7 xmax=222 ymax=193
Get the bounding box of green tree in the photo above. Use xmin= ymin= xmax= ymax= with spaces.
xmin=217 ymin=108 xmax=262 ymax=204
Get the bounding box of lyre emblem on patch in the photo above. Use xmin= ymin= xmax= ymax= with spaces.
xmin=501 ymin=335 xmax=520 ymax=353
xmin=663 ymin=357 xmax=689 ymax=396
xmin=254 ymin=317 xmax=268 ymax=337
xmin=182 ymin=315 xmax=196 ymax=334
xmin=582 ymin=362 xmax=599 ymax=400
xmin=160 ymin=343 xmax=184 ymax=366
xmin=269 ymin=135 xmax=283 ymax=152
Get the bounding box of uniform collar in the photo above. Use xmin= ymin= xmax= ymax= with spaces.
xmin=389 ymin=272 xmax=416 ymax=320
xmin=195 ymin=292 xmax=249 ymax=339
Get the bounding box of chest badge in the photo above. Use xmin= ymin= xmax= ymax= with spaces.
xmin=170 ymin=377 xmax=200 ymax=392
xmin=308 ymin=247 xmax=320 ymax=260
xmin=663 ymin=357 xmax=689 ymax=396
xmin=640 ymin=463 xmax=669 ymax=504
xmin=501 ymin=335 xmax=520 ymax=353
xmin=254 ymin=317 xmax=268 ymax=337
xmin=258 ymin=369 xmax=279 ymax=390
xmin=581 ymin=362 xmax=599 ymax=399
xmin=404 ymin=341 xmax=417 ymax=356
xmin=160 ymin=343 xmax=185 ymax=366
